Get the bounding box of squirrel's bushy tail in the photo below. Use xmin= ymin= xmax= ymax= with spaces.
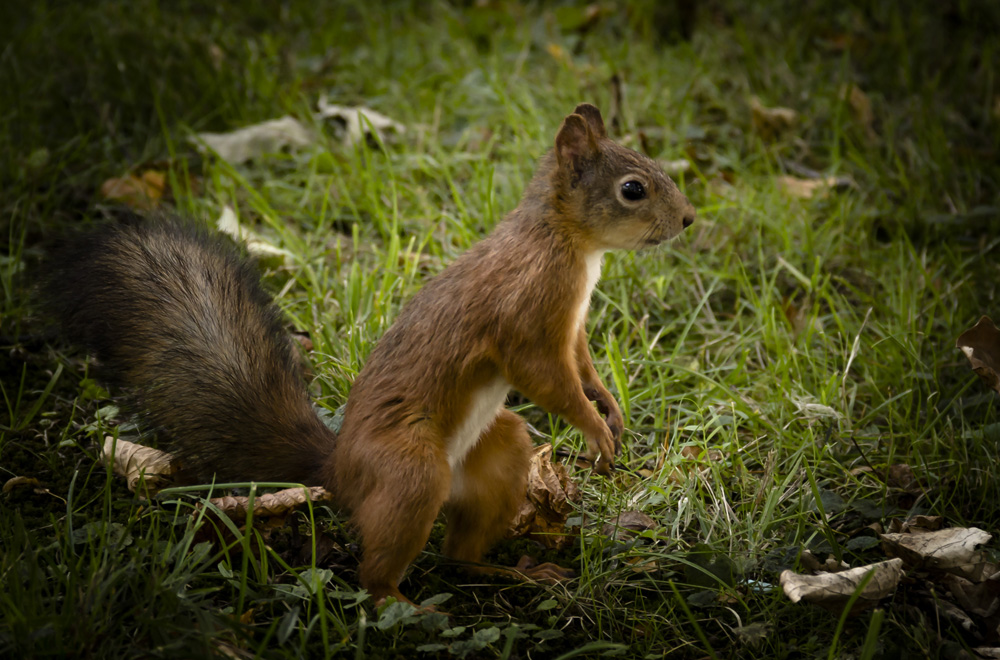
xmin=45 ymin=215 xmax=335 ymax=485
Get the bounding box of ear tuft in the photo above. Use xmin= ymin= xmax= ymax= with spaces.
xmin=555 ymin=114 xmax=598 ymax=176
xmin=572 ymin=103 xmax=607 ymax=138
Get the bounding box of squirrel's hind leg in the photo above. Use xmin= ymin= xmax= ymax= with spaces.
xmin=443 ymin=410 xmax=574 ymax=583
xmin=350 ymin=432 xmax=451 ymax=606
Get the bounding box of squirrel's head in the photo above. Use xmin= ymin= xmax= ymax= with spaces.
xmin=552 ymin=103 xmax=695 ymax=251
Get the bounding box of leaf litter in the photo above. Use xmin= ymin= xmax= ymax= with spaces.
xmin=781 ymin=519 xmax=1000 ymax=652
xmin=781 ymin=320 xmax=1000 ymax=653
xmin=99 ymin=436 xmax=581 ymax=551
xmin=98 ymin=169 xmax=167 ymax=209
xmin=191 ymin=98 xmax=405 ymax=164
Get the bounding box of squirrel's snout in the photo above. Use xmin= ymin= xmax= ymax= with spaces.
xmin=681 ymin=203 xmax=696 ymax=229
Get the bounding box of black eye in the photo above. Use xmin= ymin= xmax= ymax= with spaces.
xmin=621 ymin=180 xmax=645 ymax=201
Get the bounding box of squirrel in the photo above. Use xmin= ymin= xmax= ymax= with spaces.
xmin=45 ymin=104 xmax=695 ymax=606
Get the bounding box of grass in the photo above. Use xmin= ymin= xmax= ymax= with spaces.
xmin=2 ymin=0 xmax=1000 ymax=657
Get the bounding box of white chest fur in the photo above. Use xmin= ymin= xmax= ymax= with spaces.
xmin=447 ymin=376 xmax=510 ymax=468
xmin=574 ymin=251 xmax=606 ymax=333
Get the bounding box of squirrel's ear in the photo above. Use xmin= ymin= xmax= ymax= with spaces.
xmin=555 ymin=114 xmax=598 ymax=177
xmin=572 ymin=103 xmax=607 ymax=138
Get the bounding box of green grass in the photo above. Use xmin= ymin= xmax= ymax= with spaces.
xmin=2 ymin=1 xmax=1000 ymax=658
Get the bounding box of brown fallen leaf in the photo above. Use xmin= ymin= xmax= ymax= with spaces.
xmin=886 ymin=463 xmax=921 ymax=494
xmin=889 ymin=515 xmax=945 ymax=534
xmin=798 ymin=549 xmax=825 ymax=573
xmin=508 ymin=443 xmax=581 ymax=549
xmin=957 ymin=316 xmax=1000 ymax=396
xmin=679 ymin=445 xmax=723 ymax=462
xmin=881 ymin=527 xmax=998 ymax=582
xmin=600 ymin=510 xmax=657 ymax=540
xmin=101 ymin=436 xmax=177 ymax=494
xmin=209 ymin=486 xmax=335 ymax=523
xmin=666 ymin=444 xmax=725 ymax=484
xmin=99 ymin=170 xmax=166 ymax=210
xmin=799 ymin=549 xmax=849 ymax=573
xmin=749 ymin=96 xmax=797 ymax=139
xmin=780 ymin=558 xmax=904 ymax=615
xmin=624 ymin=555 xmax=661 ymax=574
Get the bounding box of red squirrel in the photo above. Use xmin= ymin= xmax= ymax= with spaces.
xmin=46 ymin=104 xmax=695 ymax=605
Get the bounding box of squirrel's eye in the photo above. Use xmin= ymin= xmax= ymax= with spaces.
xmin=621 ymin=180 xmax=645 ymax=201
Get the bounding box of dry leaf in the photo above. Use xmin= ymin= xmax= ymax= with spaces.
xmin=780 ymin=558 xmax=904 ymax=614
xmin=667 ymin=445 xmax=724 ymax=484
xmin=600 ymin=510 xmax=657 ymax=540
xmin=194 ymin=116 xmax=314 ymax=164
xmin=508 ymin=443 xmax=581 ymax=549
xmin=624 ymin=555 xmax=661 ymax=574
xmin=937 ymin=598 xmax=976 ymax=631
xmin=195 ymin=100 xmax=406 ymax=164
xmin=886 ymin=463 xmax=920 ymax=493
xmin=776 ymin=175 xmax=845 ymax=200
xmin=942 ymin=573 xmax=1000 ymax=618
xmin=957 ymin=316 xmax=1000 ymax=396
xmin=209 ymin=486 xmax=335 ymax=523
xmin=898 ymin=515 xmax=945 ymax=533
xmin=679 ymin=445 xmax=723 ymax=462
xmin=315 ymin=99 xmax=405 ymax=148
xmin=749 ymin=96 xmax=797 ymax=139
xmin=799 ymin=549 xmax=850 ymax=573
xmin=881 ymin=527 xmax=998 ymax=581
xmin=216 ymin=205 xmax=292 ymax=266
xmin=214 ymin=639 xmax=252 ymax=660
xmin=101 ymin=436 xmax=177 ymax=493
xmin=798 ymin=549 xmax=825 ymax=573
xmin=99 ymin=170 xmax=166 ymax=209
xmin=3 ymin=476 xmax=43 ymax=494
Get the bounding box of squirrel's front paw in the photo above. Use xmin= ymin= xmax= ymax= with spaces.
xmin=586 ymin=387 xmax=624 ymax=451
xmin=586 ymin=426 xmax=618 ymax=475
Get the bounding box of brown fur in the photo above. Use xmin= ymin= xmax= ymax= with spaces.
xmin=47 ymin=105 xmax=695 ymax=606
xmin=45 ymin=216 xmax=335 ymax=483
xmin=327 ymin=104 xmax=694 ymax=601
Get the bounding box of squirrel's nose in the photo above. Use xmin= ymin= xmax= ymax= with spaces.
xmin=681 ymin=203 xmax=695 ymax=229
